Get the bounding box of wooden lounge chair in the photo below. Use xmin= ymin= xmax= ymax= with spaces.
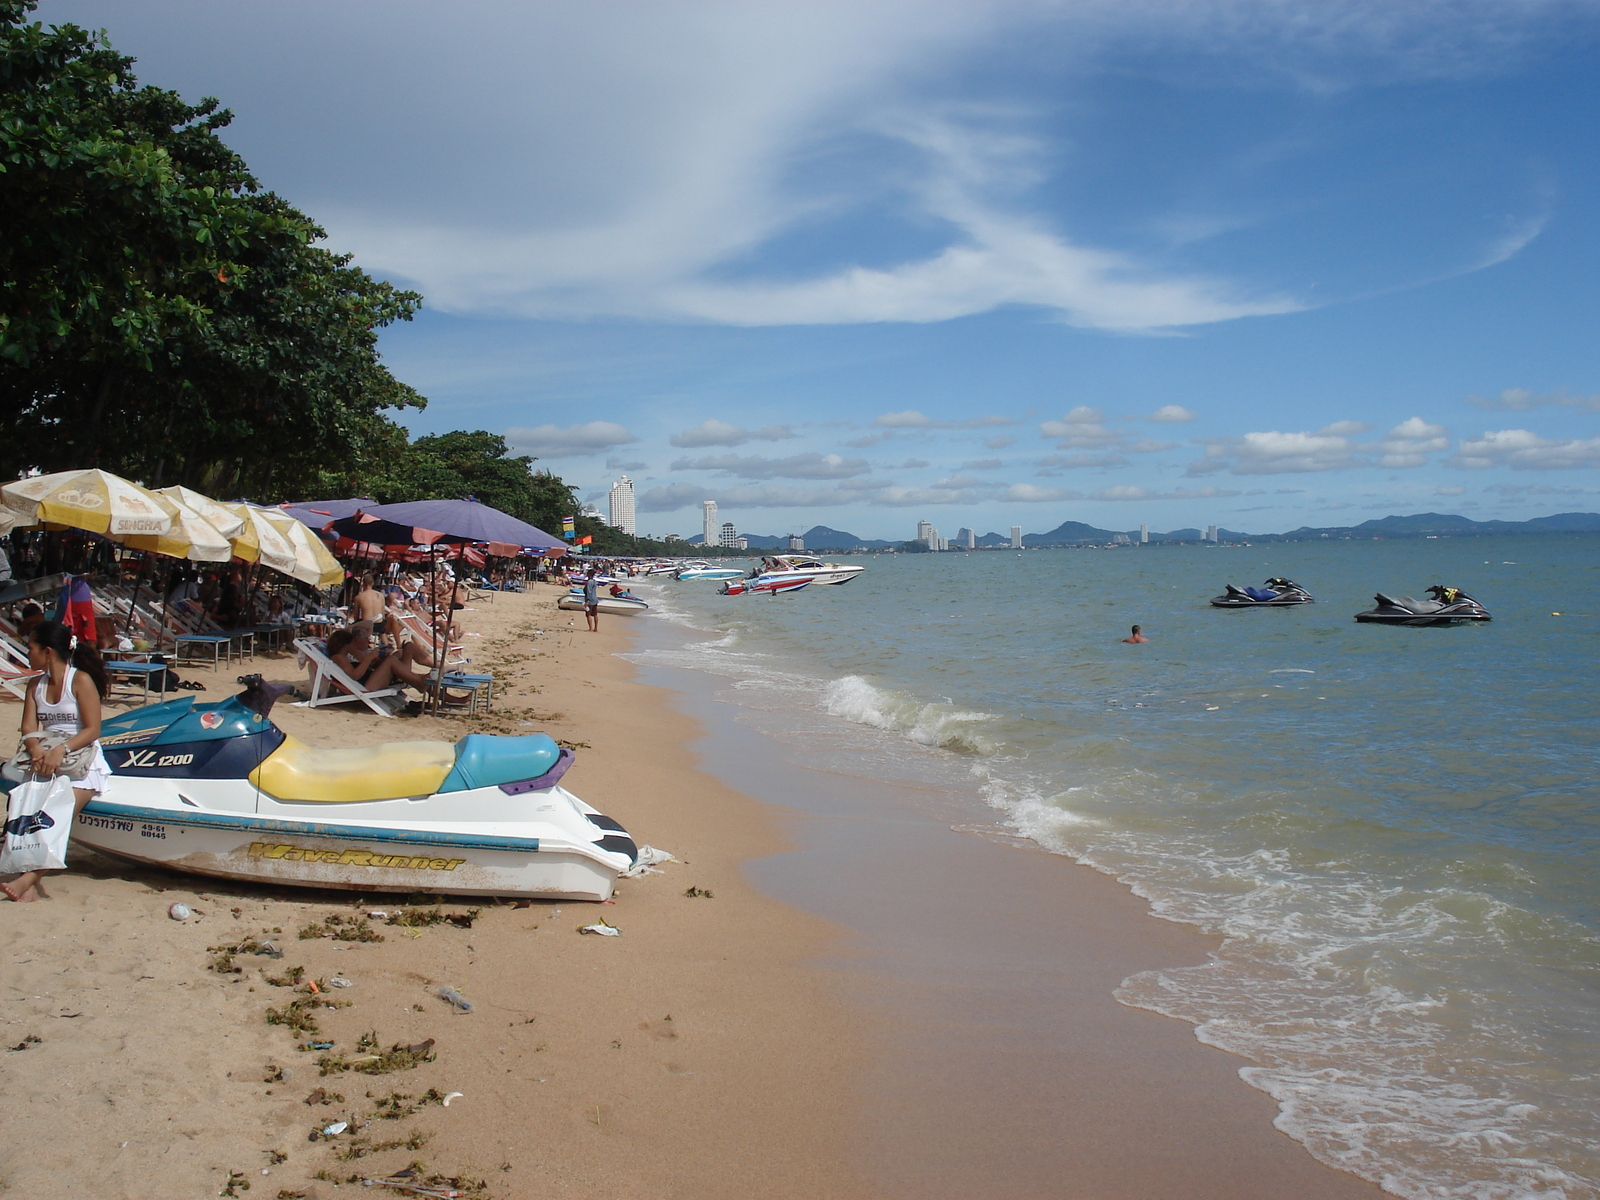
xmin=292 ymin=637 xmax=406 ymax=717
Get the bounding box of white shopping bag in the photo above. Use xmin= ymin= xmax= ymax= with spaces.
xmin=0 ymin=774 xmax=77 ymax=874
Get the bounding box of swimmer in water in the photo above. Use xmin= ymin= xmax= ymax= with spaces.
xmin=1122 ymin=624 xmax=1149 ymax=644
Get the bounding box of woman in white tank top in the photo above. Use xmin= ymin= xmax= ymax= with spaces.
xmin=4 ymin=621 xmax=110 ymax=903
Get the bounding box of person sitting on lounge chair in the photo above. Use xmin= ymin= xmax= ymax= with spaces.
xmin=324 ymin=621 xmax=464 ymax=701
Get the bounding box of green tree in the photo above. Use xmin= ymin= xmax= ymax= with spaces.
xmin=0 ymin=0 xmax=424 ymax=494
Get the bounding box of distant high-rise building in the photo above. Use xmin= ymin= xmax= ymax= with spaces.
xmin=1010 ymin=525 xmax=1023 ymax=549
xmin=1205 ymin=524 xmax=1219 ymax=543
xmin=936 ymin=536 xmax=948 ymax=551
xmin=607 ymin=476 xmax=636 ymax=534
xmin=957 ymin=527 xmax=976 ymax=550
xmin=702 ymin=500 xmax=718 ymax=546
xmin=915 ymin=519 xmax=937 ymax=549
xmin=1139 ymin=523 xmax=1149 ymax=544
xmin=734 ymin=536 xmax=749 ymax=550
xmin=719 ymin=521 xmax=740 ymax=548
xmin=787 ymin=534 xmax=804 ymax=550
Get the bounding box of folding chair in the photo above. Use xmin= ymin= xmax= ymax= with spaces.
xmin=293 ymin=638 xmax=406 ymax=717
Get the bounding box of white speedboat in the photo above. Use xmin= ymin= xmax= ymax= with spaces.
xmin=675 ymin=566 xmax=744 ymax=581
xmin=558 ymin=589 xmax=649 ymax=616
xmin=749 ymin=555 xmax=865 ymax=587
xmin=37 ymin=680 xmax=638 ymax=900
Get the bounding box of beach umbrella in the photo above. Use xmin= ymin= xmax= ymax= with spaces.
xmin=0 ymin=509 xmax=37 ymax=536
xmin=223 ymin=502 xmax=302 ymax=578
xmin=328 ymin=497 xmax=563 ymax=549
xmin=279 ymin=497 xmax=377 ymax=532
xmin=2 ymin=468 xmax=178 ymax=536
xmin=119 ymin=499 xmax=234 ymax=563
xmin=255 ymin=507 xmax=345 ymax=588
xmin=156 ymin=486 xmax=247 ymax=540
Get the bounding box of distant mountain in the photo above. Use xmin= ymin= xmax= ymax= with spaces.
xmin=1022 ymin=520 xmax=1119 ymax=546
xmin=799 ymin=525 xmax=896 ymax=550
xmin=1270 ymin=512 xmax=1600 ymax=541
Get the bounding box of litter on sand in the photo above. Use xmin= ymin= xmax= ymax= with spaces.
xmin=579 ymin=919 xmax=621 ymax=937
xmin=622 ymin=845 xmax=676 ymax=877
xmin=327 ymin=976 xmax=354 ymax=989
xmin=441 ymin=1091 xmax=464 ymax=1107
xmin=436 ymin=985 xmax=473 ymax=1012
xmin=322 ymin=1121 xmax=348 ymax=1136
xmin=168 ymin=902 xmax=191 ymax=921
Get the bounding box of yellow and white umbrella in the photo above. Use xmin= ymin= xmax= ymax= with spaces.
xmin=119 ymin=499 xmax=234 ymax=563
xmin=255 ymin=507 xmax=345 ymax=588
xmin=223 ymin=502 xmax=302 ymax=579
xmin=2 ymin=468 xmax=178 ymax=536
xmin=156 ymin=485 xmax=247 ymax=540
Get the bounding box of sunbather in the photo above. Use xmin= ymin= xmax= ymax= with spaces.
xmin=325 ymin=622 xmax=463 ymax=700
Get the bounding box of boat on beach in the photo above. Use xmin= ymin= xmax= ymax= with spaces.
xmin=747 ymin=554 xmax=865 ymax=587
xmin=34 ymin=679 xmax=639 ymax=900
xmin=557 ymin=589 xmax=649 ymax=616
xmin=675 ymin=566 xmax=744 ymax=581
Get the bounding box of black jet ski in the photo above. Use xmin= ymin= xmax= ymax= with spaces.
xmin=1354 ymin=585 xmax=1491 ymax=626
xmin=1210 ymin=577 xmax=1314 ymax=608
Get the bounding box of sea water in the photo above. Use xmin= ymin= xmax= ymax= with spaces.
xmin=623 ymin=536 xmax=1600 ymax=1200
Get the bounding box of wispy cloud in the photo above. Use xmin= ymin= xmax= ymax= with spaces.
xmin=1450 ymin=429 xmax=1600 ymax=470
xmin=506 ymin=421 xmax=637 ymax=456
xmin=1464 ymin=388 xmax=1600 ymax=413
xmin=669 ymin=452 xmax=872 ymax=479
xmin=670 ymin=419 xmax=798 ymax=448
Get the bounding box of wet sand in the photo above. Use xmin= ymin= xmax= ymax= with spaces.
xmin=1 ymin=584 xmax=1386 ymax=1199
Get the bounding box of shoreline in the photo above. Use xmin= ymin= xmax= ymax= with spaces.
xmin=1 ymin=587 xmax=875 ymax=1199
xmin=3 ymin=584 xmax=1384 ymax=1198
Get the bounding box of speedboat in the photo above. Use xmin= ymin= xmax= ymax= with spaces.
xmin=719 ymin=577 xmax=811 ymax=596
xmin=1354 ymin=586 xmax=1491 ymax=626
xmin=557 ymin=589 xmax=649 ymax=616
xmin=30 ymin=678 xmax=638 ymax=900
xmin=748 ymin=555 xmax=864 ymax=587
xmin=675 ymin=566 xmax=744 ymax=581
xmin=1210 ymin=577 xmax=1314 ymax=607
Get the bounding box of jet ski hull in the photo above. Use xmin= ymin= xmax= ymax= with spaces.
xmin=1209 ymin=594 xmax=1313 ymax=607
xmin=1353 ymin=608 xmax=1491 ymax=626
xmin=558 ymin=592 xmax=648 ymax=616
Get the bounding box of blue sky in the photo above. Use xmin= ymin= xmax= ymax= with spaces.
xmin=40 ymin=0 xmax=1600 ymax=538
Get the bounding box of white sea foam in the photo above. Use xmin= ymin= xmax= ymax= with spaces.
xmin=823 ymin=675 xmax=998 ymax=755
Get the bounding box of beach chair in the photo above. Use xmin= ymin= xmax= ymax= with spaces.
xmin=394 ymin=609 xmax=469 ymax=665
xmin=292 ymin=637 xmax=406 ymax=717
xmin=0 ymin=660 xmax=43 ymax=701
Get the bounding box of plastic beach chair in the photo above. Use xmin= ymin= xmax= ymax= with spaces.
xmin=292 ymin=637 xmax=406 ymax=717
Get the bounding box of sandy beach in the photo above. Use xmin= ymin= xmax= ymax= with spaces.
xmin=2 ymin=585 xmax=1384 ymax=1199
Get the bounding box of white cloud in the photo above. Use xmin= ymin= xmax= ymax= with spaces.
xmin=669 ymin=452 xmax=871 ymax=479
xmin=1377 ymin=417 xmax=1450 ymax=468
xmin=1040 ymin=406 xmax=1122 ymax=447
xmin=1005 ymin=483 xmax=1081 ymax=502
xmin=1190 ymin=426 xmax=1365 ymax=475
xmin=670 ymin=419 xmax=798 ymax=448
xmin=960 ymin=458 xmax=1005 ymax=470
xmin=606 ymin=456 xmax=648 ymax=471
xmin=1450 ymin=429 xmax=1600 ymax=470
xmin=985 ymin=435 xmax=1016 ymax=450
xmin=1435 ymin=485 xmax=1467 ymax=496
xmin=1148 ymin=404 xmax=1197 ymax=423
xmin=902 ymin=458 xmax=931 ymax=468
xmin=1464 ymin=388 xmax=1600 ymax=413
xmin=638 ymin=479 xmax=886 ymax=511
xmin=876 ymin=410 xmax=934 ymax=428
xmin=506 ymin=420 xmax=637 ymax=455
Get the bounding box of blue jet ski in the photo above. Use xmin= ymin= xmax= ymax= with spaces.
xmin=2 ymin=676 xmax=637 ymax=900
xmin=1210 ymin=577 xmax=1315 ymax=608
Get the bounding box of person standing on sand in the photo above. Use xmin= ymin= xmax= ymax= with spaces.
xmin=2 ymin=622 xmax=110 ymax=903
xmin=583 ymin=568 xmax=600 ymax=632
xmin=353 ymin=573 xmax=385 ymax=628
xmin=1122 ymin=625 xmax=1149 ymax=643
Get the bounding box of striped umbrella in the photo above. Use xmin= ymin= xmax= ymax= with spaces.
xmin=2 ymin=468 xmax=178 ymax=536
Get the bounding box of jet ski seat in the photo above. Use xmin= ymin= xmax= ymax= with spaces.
xmin=251 ymin=735 xmax=455 ymax=802
xmin=438 ymin=734 xmax=564 ymax=793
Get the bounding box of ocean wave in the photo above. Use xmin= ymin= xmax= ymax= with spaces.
xmin=823 ymin=675 xmax=998 ymax=756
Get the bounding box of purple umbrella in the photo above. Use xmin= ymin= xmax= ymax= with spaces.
xmin=280 ymin=497 xmax=377 ymax=532
xmin=329 ymin=498 xmax=563 ymax=548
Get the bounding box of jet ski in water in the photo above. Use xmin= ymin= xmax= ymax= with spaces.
xmin=1354 ymin=585 xmax=1491 ymax=626
xmin=1 ymin=677 xmax=639 ymax=900
xmin=1210 ymin=577 xmax=1314 ymax=607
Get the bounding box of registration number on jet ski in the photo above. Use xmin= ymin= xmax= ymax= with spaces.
xmin=248 ymin=843 xmax=468 ymax=871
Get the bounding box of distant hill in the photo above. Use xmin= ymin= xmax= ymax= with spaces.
xmin=1022 ymin=520 xmax=1119 ymax=546
xmin=1269 ymin=512 xmax=1600 ymax=541
xmin=799 ymin=525 xmax=896 ymax=550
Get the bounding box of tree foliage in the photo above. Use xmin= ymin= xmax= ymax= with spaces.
xmin=0 ymin=0 xmax=423 ymax=495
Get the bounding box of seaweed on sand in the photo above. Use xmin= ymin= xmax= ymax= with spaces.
xmin=316 ymin=1034 xmax=436 ymax=1077
xmin=298 ymin=914 xmax=385 ymax=942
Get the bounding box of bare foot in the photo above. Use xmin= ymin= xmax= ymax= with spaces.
xmin=2 ymin=878 xmax=38 ymax=903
